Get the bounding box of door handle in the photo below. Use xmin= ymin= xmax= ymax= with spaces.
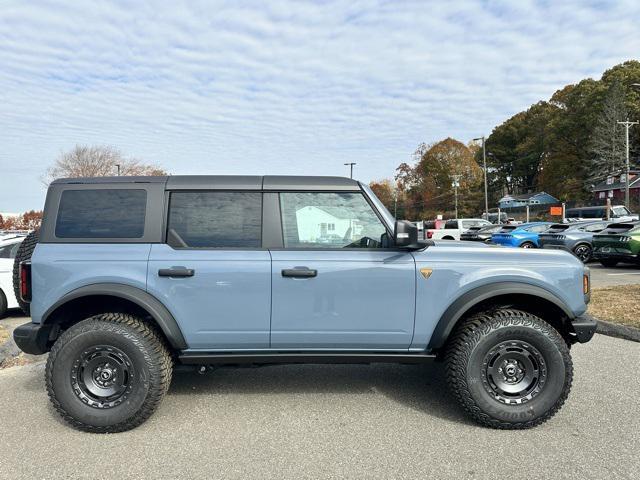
xmin=281 ymin=267 xmax=317 ymax=278
xmin=158 ymin=267 xmax=195 ymax=278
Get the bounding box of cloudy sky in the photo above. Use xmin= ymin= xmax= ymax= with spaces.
xmin=1 ymin=0 xmax=639 ymax=211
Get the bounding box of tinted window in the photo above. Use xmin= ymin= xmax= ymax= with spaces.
xmin=167 ymin=192 xmax=261 ymax=248
xmin=56 ymin=189 xmax=146 ymax=238
xmin=444 ymin=220 xmax=458 ymax=229
xmin=0 ymin=243 xmax=17 ymax=258
xmin=527 ymin=225 xmax=550 ymax=233
xmin=280 ymin=192 xmax=387 ymax=248
xmin=583 ymin=222 xmax=608 ymax=232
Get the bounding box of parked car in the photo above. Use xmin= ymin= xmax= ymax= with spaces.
xmin=460 ymin=224 xmax=503 ymax=243
xmin=0 ymin=234 xmax=25 ymax=317
xmin=426 ymin=218 xmax=491 ymax=240
xmin=565 ymin=205 xmax=638 ymax=222
xmin=538 ymin=221 xmax=610 ymax=263
xmin=13 ymin=175 xmax=595 ymax=433
xmin=592 ymin=221 xmax=640 ymax=267
xmin=491 ymin=222 xmax=554 ymax=248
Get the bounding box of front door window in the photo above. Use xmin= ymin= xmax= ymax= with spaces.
xmin=279 ymin=192 xmax=388 ymax=248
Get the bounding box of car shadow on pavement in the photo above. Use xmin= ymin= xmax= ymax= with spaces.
xmin=168 ymin=362 xmax=474 ymax=426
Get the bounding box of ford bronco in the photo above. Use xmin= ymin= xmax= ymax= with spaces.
xmin=13 ymin=175 xmax=596 ymax=432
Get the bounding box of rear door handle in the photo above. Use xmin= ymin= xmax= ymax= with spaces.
xmin=281 ymin=267 xmax=317 ymax=278
xmin=158 ymin=267 xmax=195 ymax=278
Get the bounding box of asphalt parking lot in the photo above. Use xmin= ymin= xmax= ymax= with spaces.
xmin=589 ymin=263 xmax=640 ymax=287
xmin=0 ymin=328 xmax=638 ymax=479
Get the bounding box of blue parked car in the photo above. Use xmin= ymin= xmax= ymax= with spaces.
xmin=13 ymin=176 xmax=594 ymax=433
xmin=491 ymin=222 xmax=554 ymax=248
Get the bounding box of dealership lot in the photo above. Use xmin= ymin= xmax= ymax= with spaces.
xmin=0 ymin=323 xmax=638 ymax=479
xmin=589 ymin=263 xmax=640 ymax=287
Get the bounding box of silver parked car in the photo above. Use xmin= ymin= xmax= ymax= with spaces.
xmin=538 ymin=221 xmax=610 ymax=262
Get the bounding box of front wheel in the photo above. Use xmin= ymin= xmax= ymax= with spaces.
xmin=445 ymin=309 xmax=572 ymax=429
xmin=45 ymin=313 xmax=173 ymax=433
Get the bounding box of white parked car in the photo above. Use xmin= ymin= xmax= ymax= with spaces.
xmin=0 ymin=235 xmax=25 ymax=317
xmin=426 ymin=218 xmax=492 ymax=241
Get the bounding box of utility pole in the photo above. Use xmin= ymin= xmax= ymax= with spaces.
xmin=617 ymin=120 xmax=638 ymax=209
xmin=344 ymin=162 xmax=356 ymax=179
xmin=473 ymin=136 xmax=489 ymax=219
xmin=452 ymin=175 xmax=461 ymax=219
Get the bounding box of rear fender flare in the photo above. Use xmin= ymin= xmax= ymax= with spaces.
xmin=41 ymin=283 xmax=187 ymax=349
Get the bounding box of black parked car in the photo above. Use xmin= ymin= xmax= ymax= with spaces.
xmin=460 ymin=224 xmax=503 ymax=243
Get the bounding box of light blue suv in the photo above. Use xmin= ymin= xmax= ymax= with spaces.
xmin=13 ymin=175 xmax=596 ymax=432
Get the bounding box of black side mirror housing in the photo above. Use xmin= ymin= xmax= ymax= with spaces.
xmin=394 ymin=220 xmax=421 ymax=248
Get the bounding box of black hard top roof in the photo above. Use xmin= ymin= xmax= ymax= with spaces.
xmin=51 ymin=175 xmax=360 ymax=191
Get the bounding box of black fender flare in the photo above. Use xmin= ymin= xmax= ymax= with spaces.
xmin=427 ymin=282 xmax=575 ymax=350
xmin=42 ymin=283 xmax=187 ymax=349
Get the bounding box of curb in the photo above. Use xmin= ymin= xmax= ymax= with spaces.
xmin=586 ymin=313 xmax=640 ymax=343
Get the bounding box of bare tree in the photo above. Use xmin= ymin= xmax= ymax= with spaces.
xmin=42 ymin=145 xmax=166 ymax=185
xmin=588 ymin=81 xmax=628 ymax=183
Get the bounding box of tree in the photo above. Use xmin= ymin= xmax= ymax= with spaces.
xmin=0 ymin=211 xmax=43 ymax=230
xmin=43 ymin=145 xmax=166 ymax=185
xmin=588 ymin=81 xmax=628 ymax=182
xmin=369 ymin=179 xmax=404 ymax=217
xmin=394 ymin=138 xmax=482 ymax=219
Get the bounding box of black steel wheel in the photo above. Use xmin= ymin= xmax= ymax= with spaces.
xmin=573 ymin=244 xmax=592 ymax=263
xmin=71 ymin=345 xmax=134 ymax=409
xmin=46 ymin=313 xmax=172 ymax=433
xmin=445 ymin=309 xmax=572 ymax=429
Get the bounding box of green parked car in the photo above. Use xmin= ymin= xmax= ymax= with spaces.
xmin=592 ymin=221 xmax=640 ymax=267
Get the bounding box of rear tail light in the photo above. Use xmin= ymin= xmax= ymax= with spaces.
xmin=426 ymin=231 xmax=433 ymax=239
xmin=19 ymin=261 xmax=32 ymax=302
xmin=620 ymin=236 xmax=631 ymax=242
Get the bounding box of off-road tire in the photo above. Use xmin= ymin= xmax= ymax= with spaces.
xmin=45 ymin=313 xmax=173 ymax=433
xmin=12 ymin=230 xmax=39 ymax=315
xmin=599 ymin=259 xmax=618 ymax=268
xmin=445 ymin=309 xmax=573 ymax=429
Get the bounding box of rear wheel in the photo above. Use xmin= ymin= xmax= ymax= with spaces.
xmin=573 ymin=244 xmax=592 ymax=263
xmin=45 ymin=313 xmax=173 ymax=433
xmin=0 ymin=289 xmax=7 ymax=318
xmin=12 ymin=230 xmax=39 ymax=315
xmin=599 ymin=259 xmax=619 ymax=268
xmin=520 ymin=241 xmax=536 ymax=249
xmin=445 ymin=309 xmax=572 ymax=429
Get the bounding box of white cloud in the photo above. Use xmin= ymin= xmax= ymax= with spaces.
xmin=1 ymin=0 xmax=639 ymax=210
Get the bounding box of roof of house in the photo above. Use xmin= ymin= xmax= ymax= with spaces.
xmin=499 ymin=191 xmax=558 ymax=202
xmin=593 ymin=176 xmax=640 ymax=192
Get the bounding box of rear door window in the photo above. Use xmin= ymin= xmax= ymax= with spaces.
xmin=167 ymin=192 xmax=262 ymax=248
xmin=55 ymin=189 xmax=147 ymax=238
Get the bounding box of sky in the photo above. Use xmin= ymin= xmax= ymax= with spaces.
xmin=1 ymin=0 xmax=640 ymax=212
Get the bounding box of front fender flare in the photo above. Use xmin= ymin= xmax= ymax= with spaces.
xmin=427 ymin=282 xmax=574 ymax=351
xmin=41 ymin=283 xmax=187 ymax=349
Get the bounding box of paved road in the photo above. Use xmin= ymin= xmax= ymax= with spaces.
xmin=589 ymin=263 xmax=640 ymax=287
xmin=0 ymin=333 xmax=638 ymax=480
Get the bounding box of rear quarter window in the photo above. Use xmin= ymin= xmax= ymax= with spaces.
xmin=55 ymin=189 xmax=147 ymax=238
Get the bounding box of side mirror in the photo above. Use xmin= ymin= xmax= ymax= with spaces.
xmin=394 ymin=220 xmax=419 ymax=248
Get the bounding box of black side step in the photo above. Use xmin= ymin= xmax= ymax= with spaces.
xmin=178 ymin=352 xmax=436 ymax=365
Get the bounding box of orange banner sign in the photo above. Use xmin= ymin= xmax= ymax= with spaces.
xmin=549 ymin=206 xmax=563 ymax=216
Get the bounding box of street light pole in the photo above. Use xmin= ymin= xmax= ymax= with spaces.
xmin=452 ymin=175 xmax=461 ymax=219
xmin=473 ymin=136 xmax=489 ymax=219
xmin=115 ymin=164 xmax=121 ymax=176
xmin=344 ymin=162 xmax=356 ymax=179
xmin=617 ymin=120 xmax=638 ymax=209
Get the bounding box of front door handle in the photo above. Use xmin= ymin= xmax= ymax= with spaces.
xmin=281 ymin=267 xmax=317 ymax=278
xmin=158 ymin=267 xmax=195 ymax=278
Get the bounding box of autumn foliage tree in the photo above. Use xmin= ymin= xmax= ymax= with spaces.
xmin=43 ymin=145 xmax=166 ymax=185
xmin=0 ymin=210 xmax=43 ymax=230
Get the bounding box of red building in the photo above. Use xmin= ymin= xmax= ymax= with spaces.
xmin=592 ymin=170 xmax=640 ymax=205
